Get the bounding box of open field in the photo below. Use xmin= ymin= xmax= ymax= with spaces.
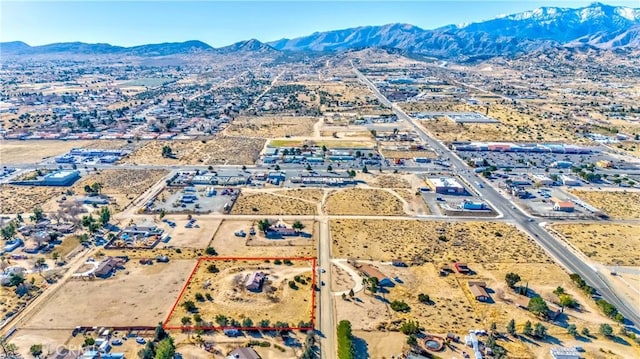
xmin=165 ymin=259 xmax=314 ymax=328
xmin=325 ymin=188 xmax=405 ymax=216
xmin=123 ymin=137 xmax=266 ymax=165
xmin=231 ymin=191 xmax=318 ymax=215
xmin=415 ymin=104 xmax=586 ymax=143
xmin=158 ymin=216 xmax=222 ymax=248
xmin=0 ymin=140 xmax=92 ymax=164
xmin=330 ymin=219 xmax=550 ymax=262
xmin=569 ymin=190 xmax=640 ymax=219
xmin=0 ymin=185 xmax=61 ymax=214
xmin=210 ymin=220 xmax=317 ymax=258
xmin=379 ymin=149 xmax=437 ymax=160
xmin=25 ymin=260 xmax=196 ymax=328
xmin=369 ymin=174 xmax=411 ymax=188
xmin=278 ymin=188 xmax=324 ymax=203
xmin=551 ymin=223 xmax=640 ymax=265
xmin=224 ymin=116 xmax=317 ymax=138
xmin=268 ymin=139 xmax=375 ymax=149
xmin=71 ymin=169 xmax=168 ymax=211
xmin=393 ymin=188 xmax=431 ymax=215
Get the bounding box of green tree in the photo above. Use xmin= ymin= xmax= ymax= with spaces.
xmin=257 ymin=219 xmax=271 ymax=234
xmin=207 ymin=264 xmax=219 ymax=273
xmin=204 ymin=247 xmax=217 ymax=256
xmin=30 ymin=207 xmax=45 ymax=223
xmin=1 ymin=222 xmax=16 ymax=241
xmin=506 ymin=319 xmax=516 ymax=335
xmin=155 ymin=337 xmax=176 ymax=359
xmin=90 ymin=182 xmax=103 ymax=194
xmin=505 ymin=272 xmax=521 ymax=288
xmin=599 ymin=323 xmax=613 ymax=337
xmin=582 ymin=327 xmax=590 ymax=336
xmin=242 ymin=317 xmax=254 ymax=328
xmin=390 ymin=300 xmax=410 ymax=312
xmin=30 ymin=344 xmax=43 ymax=357
xmin=559 ymin=294 xmax=577 ymax=309
xmin=533 ymin=323 xmax=547 ymax=338
xmin=182 ymin=300 xmax=197 ymax=313
xmin=567 ymin=324 xmax=578 ymax=337
xmin=292 ymin=220 xmax=305 ymax=231
xmin=553 ymin=286 xmax=565 ymax=297
xmin=522 ymin=321 xmax=532 ymax=336
xmin=528 ymin=296 xmax=549 ymax=317
xmin=161 ymin=145 xmax=173 ymax=158
xmin=181 ymin=316 xmax=192 ymax=325
xmin=99 ymin=206 xmax=111 ymax=226
xmin=418 ymin=293 xmax=430 ymax=304
xmin=138 ymin=341 xmax=155 ymax=359
xmin=400 ymin=320 xmax=420 ymax=335
xmin=83 ymin=337 xmax=96 ymax=347
xmin=406 ymin=334 xmax=417 ymax=346
xmin=337 ymin=320 xmax=355 ymax=359
xmin=362 ymin=165 xmax=368 ymax=174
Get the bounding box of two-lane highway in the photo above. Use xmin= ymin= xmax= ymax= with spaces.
xmin=353 ymin=65 xmax=640 ymax=327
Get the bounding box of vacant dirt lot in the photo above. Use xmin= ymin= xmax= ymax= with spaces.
xmin=369 ymin=174 xmax=411 ymax=189
xmin=418 ymin=104 xmax=585 ymax=143
xmin=325 ymin=188 xmax=405 ymax=216
xmin=165 ymin=259 xmax=314 ymax=327
xmin=25 ymin=260 xmax=196 ymax=328
xmin=268 ymin=139 xmax=375 ymax=149
xmin=279 ymin=188 xmax=324 ymax=203
xmin=225 ymin=116 xmax=317 ymax=138
xmin=71 ymin=169 xmax=168 ymax=210
xmin=158 ymin=216 xmax=222 ymax=248
xmin=0 ymin=185 xmax=61 ymax=214
xmin=551 ymin=223 xmax=640 ymax=266
xmin=379 ymin=149 xmax=437 ymax=160
xmin=123 ymin=137 xmax=266 ymax=165
xmin=231 ymin=191 xmax=318 ymax=215
xmin=570 ymin=190 xmax=640 ymax=219
xmin=211 ymin=220 xmax=317 ymax=258
xmin=330 ymin=219 xmax=550 ymax=263
xmin=0 ymin=140 xmax=92 ymax=164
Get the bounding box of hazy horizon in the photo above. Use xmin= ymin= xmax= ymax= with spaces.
xmin=1 ymin=1 xmax=639 ymax=48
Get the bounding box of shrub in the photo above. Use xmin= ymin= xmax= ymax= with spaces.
xmin=417 ymin=293 xmax=430 ymax=304
xmin=390 ymin=300 xmax=410 ymax=312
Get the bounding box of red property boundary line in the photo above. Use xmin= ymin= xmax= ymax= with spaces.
xmin=163 ymin=256 xmax=317 ymax=331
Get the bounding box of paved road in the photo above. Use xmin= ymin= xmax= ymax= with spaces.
xmin=353 ymin=65 xmax=640 ymax=327
xmin=317 ymin=217 xmax=336 ymax=359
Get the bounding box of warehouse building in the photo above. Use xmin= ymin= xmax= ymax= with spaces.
xmin=427 ymin=177 xmax=467 ymax=195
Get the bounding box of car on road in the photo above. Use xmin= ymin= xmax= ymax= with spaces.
xmin=135 ymin=337 xmax=146 ymax=344
xmin=112 ymin=339 xmax=123 ymax=346
xmin=320 ymin=268 xmax=326 ymax=273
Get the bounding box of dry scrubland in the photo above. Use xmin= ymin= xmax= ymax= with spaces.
xmin=552 ymin=223 xmax=640 ymax=266
xmin=0 ymin=140 xmax=92 ymax=164
xmin=369 ymin=174 xmax=411 ymax=188
xmin=325 ymin=188 xmax=405 ymax=216
xmin=0 ymin=185 xmax=61 ymax=214
xmin=268 ymin=139 xmax=375 ymax=149
xmin=224 ymin=116 xmax=317 ymax=138
xmin=330 ymin=219 xmax=550 ymax=262
xmin=417 ymin=104 xmax=584 ymax=143
xmin=166 ymin=260 xmax=313 ymax=327
xmin=71 ymin=169 xmax=168 ymax=210
xmin=210 ymin=220 xmax=317 ymax=258
xmin=570 ymin=190 xmax=640 ymax=219
xmin=231 ymin=191 xmax=318 ymax=215
xmin=25 ymin=260 xmax=196 ymax=328
xmin=123 ymin=137 xmax=266 ymax=165
xmin=379 ymin=149 xmax=437 ymax=160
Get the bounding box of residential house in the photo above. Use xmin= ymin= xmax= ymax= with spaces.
xmin=359 ymin=264 xmax=394 ymax=287
xmin=245 ymin=272 xmax=267 ymax=292
xmin=94 ymin=257 xmax=125 ymax=278
xmin=468 ymin=281 xmax=490 ymax=302
xmin=552 ymin=198 xmax=575 ymax=212
xmin=454 ymin=262 xmax=470 ymax=274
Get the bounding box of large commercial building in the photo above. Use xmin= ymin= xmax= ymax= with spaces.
xmin=427 ymin=177 xmax=467 ymax=195
xmin=43 ymin=170 xmax=80 ymax=186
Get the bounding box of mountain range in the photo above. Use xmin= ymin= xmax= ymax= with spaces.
xmin=1 ymin=2 xmax=638 ymax=60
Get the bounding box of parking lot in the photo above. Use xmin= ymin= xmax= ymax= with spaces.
xmin=149 ymin=186 xmax=238 ymax=214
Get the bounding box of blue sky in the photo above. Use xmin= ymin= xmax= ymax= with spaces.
xmin=1 ymin=1 xmax=638 ymax=47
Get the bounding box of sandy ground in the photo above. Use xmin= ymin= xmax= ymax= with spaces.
xmin=278 ymin=188 xmax=324 ymax=202
xmin=210 ymin=220 xmax=317 ymax=258
xmin=158 ymin=216 xmax=222 ymax=248
xmin=165 ymin=260 xmax=314 ymax=327
xmin=368 ymin=174 xmax=411 ymax=188
xmin=0 ymin=140 xmax=92 ymax=164
xmin=224 ymin=116 xmax=317 ymax=138
xmin=325 ymin=188 xmax=405 ymax=216
xmin=0 ymin=184 xmax=62 ymax=214
xmin=416 ymin=104 xmax=585 ymax=143
xmin=330 ymin=219 xmax=551 ymax=263
xmin=569 ymin=190 xmax=640 ymax=219
xmin=123 ymin=137 xmax=266 ymax=165
xmin=70 ymin=169 xmax=169 ymax=211
xmin=551 ymin=223 xmax=640 ymax=265
xmin=393 ymin=188 xmax=431 ymax=215
xmin=231 ymin=191 xmax=318 ymax=215
xmin=24 ymin=260 xmax=197 ymax=328
xmin=268 ymin=139 xmax=375 ymax=149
